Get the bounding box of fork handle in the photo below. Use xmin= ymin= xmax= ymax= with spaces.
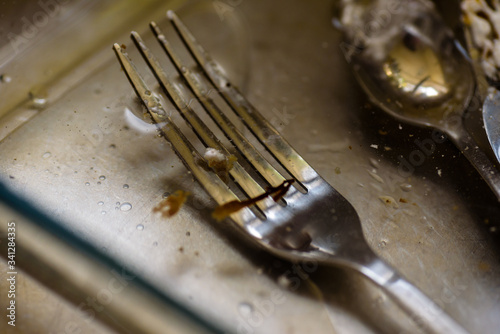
xmin=358 ymin=255 xmax=470 ymax=334
xmin=381 ymin=274 xmax=470 ymax=334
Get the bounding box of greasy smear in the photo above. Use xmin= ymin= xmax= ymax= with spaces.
xmin=153 ymin=190 xmax=190 ymax=218
xmin=212 ymin=179 xmax=294 ymax=221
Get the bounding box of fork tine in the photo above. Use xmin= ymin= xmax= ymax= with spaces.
xmin=129 ymin=33 xmax=273 ymax=208
xmin=112 ymin=43 xmax=240 ymax=208
xmin=167 ymin=11 xmax=319 ymax=186
xmin=150 ymin=22 xmax=287 ymax=189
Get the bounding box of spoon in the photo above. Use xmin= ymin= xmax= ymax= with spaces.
xmin=483 ymin=88 xmax=500 ymax=164
xmin=335 ymin=0 xmax=500 ymax=201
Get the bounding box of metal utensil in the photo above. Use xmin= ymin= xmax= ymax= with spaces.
xmin=460 ymin=1 xmax=500 ymax=166
xmin=483 ymin=88 xmax=500 ymax=163
xmin=336 ymin=0 xmax=500 ymax=201
xmin=113 ymin=10 xmax=470 ymax=333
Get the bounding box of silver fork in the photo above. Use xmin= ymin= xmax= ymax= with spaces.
xmin=113 ymin=11 xmax=469 ymax=334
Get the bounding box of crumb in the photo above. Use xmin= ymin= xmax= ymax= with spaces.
xmin=399 ymin=198 xmax=408 ymax=203
xmin=348 ymin=145 xmax=352 ymax=150
xmin=178 ymin=247 xmax=184 ymax=253
xmin=194 ymin=251 xmax=199 ymax=256
xmin=370 ymin=144 xmax=379 ymax=149
xmin=379 ymin=195 xmax=398 ymax=208
xmin=478 ymin=261 xmax=491 ymax=272
xmin=335 ymin=167 xmax=341 ymax=174
xmin=153 ymin=190 xmax=190 ymax=218
xmin=378 ymin=130 xmax=388 ymax=135
xmin=203 ymin=147 xmax=237 ymax=181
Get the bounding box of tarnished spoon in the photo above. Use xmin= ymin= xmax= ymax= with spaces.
xmin=461 ymin=1 xmax=500 ymax=165
xmin=335 ymin=0 xmax=500 ymax=201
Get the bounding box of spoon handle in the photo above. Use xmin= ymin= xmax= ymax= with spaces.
xmin=451 ymin=126 xmax=500 ymax=202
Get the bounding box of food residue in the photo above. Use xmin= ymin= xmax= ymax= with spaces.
xmin=379 ymin=195 xmax=399 ymax=209
xmin=203 ymin=147 xmax=237 ymax=181
xmin=462 ymin=0 xmax=500 ymax=80
xmin=212 ymin=179 xmax=295 ymax=221
xmin=153 ymin=190 xmax=190 ymax=218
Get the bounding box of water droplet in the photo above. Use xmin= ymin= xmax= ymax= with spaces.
xmin=98 ymin=201 xmax=104 ymax=206
xmin=42 ymin=152 xmax=51 ymax=159
xmin=85 ymin=182 xmax=90 ymax=186
xmin=120 ymin=202 xmax=132 ymax=211
xmin=99 ymin=175 xmax=106 ymax=181
xmin=0 ymin=74 xmax=12 ymax=83
xmin=144 ymin=90 xmax=151 ymax=96
xmin=369 ymin=158 xmax=380 ymax=169
xmin=368 ymin=169 xmax=384 ymax=183
xmin=97 ymin=181 xmax=101 ymax=185
xmin=181 ymin=66 xmax=187 ymax=73
xmin=101 ymin=211 xmax=106 ymax=215
xmin=277 ymin=274 xmax=292 ymax=288
xmin=30 ymin=95 xmax=48 ymax=109
xmin=116 ymin=202 xmax=120 ymax=206
xmin=400 ymin=183 xmax=412 ymax=192
xmin=238 ymin=302 xmax=253 ymax=316
xmin=136 ymin=224 xmax=144 ymax=231
xmin=123 ymin=184 xmax=129 ymax=189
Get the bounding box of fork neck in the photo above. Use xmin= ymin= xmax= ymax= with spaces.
xmin=335 ymin=246 xmax=399 ymax=287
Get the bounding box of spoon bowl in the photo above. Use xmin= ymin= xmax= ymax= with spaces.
xmin=336 ymin=0 xmax=500 ymax=200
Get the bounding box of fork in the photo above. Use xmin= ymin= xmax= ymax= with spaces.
xmin=112 ymin=11 xmax=469 ymax=334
